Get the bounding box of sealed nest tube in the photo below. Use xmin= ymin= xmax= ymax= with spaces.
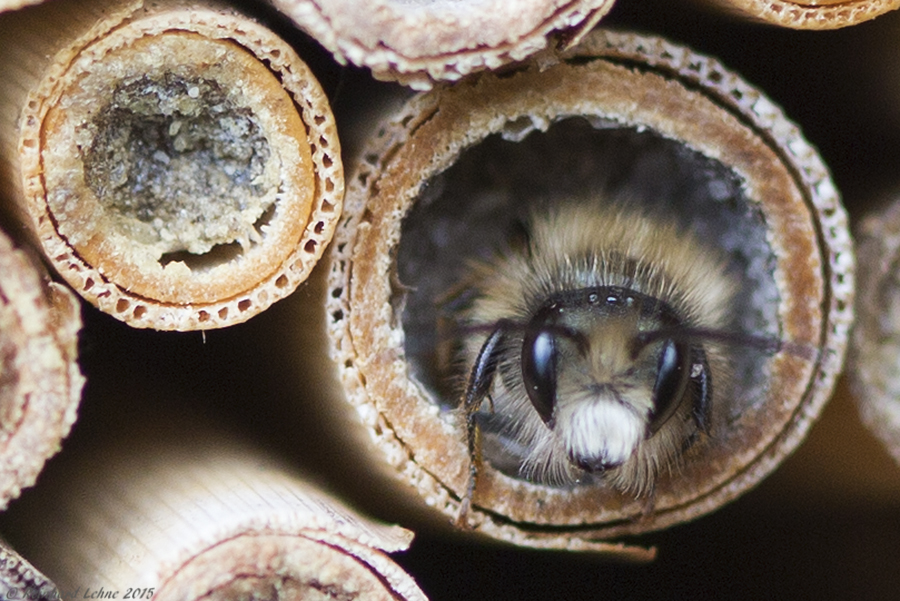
xmin=0 ymin=0 xmax=342 ymax=330
xmin=268 ymin=0 xmax=617 ymax=90
xmin=326 ymin=30 xmax=854 ymax=552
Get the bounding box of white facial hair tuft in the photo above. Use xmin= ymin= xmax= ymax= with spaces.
xmin=560 ymin=399 xmax=646 ymax=470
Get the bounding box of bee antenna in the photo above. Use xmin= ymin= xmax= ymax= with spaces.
xmin=630 ymin=327 xmax=819 ymax=362
xmin=453 ymin=322 xmax=516 ymax=338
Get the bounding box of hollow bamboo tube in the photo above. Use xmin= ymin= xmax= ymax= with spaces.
xmin=0 ymin=226 xmax=82 ymax=510
xmin=702 ymin=0 xmax=900 ymax=29
xmin=267 ymin=0 xmax=617 ymax=90
xmin=323 ymin=29 xmax=853 ymax=551
xmin=7 ymin=422 xmax=427 ymax=601
xmin=0 ymin=0 xmax=343 ymax=330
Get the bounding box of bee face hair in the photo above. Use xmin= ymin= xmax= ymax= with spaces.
xmin=459 ymin=200 xmax=734 ymax=495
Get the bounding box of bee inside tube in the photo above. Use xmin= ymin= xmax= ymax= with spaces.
xmin=397 ymin=121 xmax=800 ymax=524
xmin=329 ymin=30 xmax=851 ymax=549
xmin=452 ymin=198 xmax=736 ymax=518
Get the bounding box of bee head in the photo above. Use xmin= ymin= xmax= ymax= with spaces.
xmin=520 ymin=286 xmax=703 ymax=474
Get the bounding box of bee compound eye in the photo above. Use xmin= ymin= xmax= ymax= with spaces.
xmin=521 ymin=328 xmax=557 ymax=426
xmin=649 ymin=339 xmax=688 ymax=433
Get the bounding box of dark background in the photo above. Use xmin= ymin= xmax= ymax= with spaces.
xmin=5 ymin=0 xmax=900 ymax=599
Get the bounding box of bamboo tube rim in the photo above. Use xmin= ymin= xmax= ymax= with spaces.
xmin=709 ymin=0 xmax=900 ymax=29
xmin=156 ymin=533 xmax=420 ymax=600
xmin=269 ymin=0 xmax=617 ymax=90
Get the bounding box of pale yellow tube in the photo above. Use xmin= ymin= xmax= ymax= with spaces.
xmin=6 ymin=420 xmax=428 ymax=601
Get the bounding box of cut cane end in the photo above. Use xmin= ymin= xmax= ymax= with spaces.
xmin=330 ymin=29 xmax=851 ymax=545
xmin=23 ymin=10 xmax=342 ymax=330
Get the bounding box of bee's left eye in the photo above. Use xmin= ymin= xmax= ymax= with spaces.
xmin=522 ymin=328 xmax=557 ymax=426
xmin=648 ymin=339 xmax=688 ymax=433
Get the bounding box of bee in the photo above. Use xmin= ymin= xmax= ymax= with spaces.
xmin=453 ymin=198 xmax=738 ymax=523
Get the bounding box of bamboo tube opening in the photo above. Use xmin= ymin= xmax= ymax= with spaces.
xmin=328 ymin=30 xmax=852 ymax=549
xmin=399 ymin=120 xmax=779 ymax=476
xmin=43 ymin=31 xmax=313 ymax=305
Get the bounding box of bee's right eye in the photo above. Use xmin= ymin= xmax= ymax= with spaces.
xmin=648 ymin=339 xmax=688 ymax=433
xmin=522 ymin=328 xmax=557 ymax=426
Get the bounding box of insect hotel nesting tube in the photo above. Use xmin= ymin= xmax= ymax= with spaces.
xmin=268 ymin=0 xmax=617 ymax=90
xmin=3 ymin=418 xmax=428 ymax=601
xmin=0 ymin=0 xmax=342 ymax=330
xmin=323 ymin=30 xmax=853 ymax=552
xmin=0 ymin=226 xmax=82 ymax=511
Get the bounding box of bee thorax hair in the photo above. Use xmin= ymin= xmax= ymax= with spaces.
xmin=468 ymin=202 xmax=733 ymax=331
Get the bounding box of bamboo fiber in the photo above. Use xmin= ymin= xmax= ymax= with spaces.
xmin=0 ymin=0 xmax=343 ymax=330
xmin=0 ymin=226 xmax=82 ymax=510
xmin=323 ymin=29 xmax=853 ymax=551
xmin=703 ymin=0 xmax=900 ymax=28
xmin=267 ymin=0 xmax=617 ymax=90
xmin=9 ymin=423 xmax=427 ymax=601
xmin=850 ymin=199 xmax=900 ymax=465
